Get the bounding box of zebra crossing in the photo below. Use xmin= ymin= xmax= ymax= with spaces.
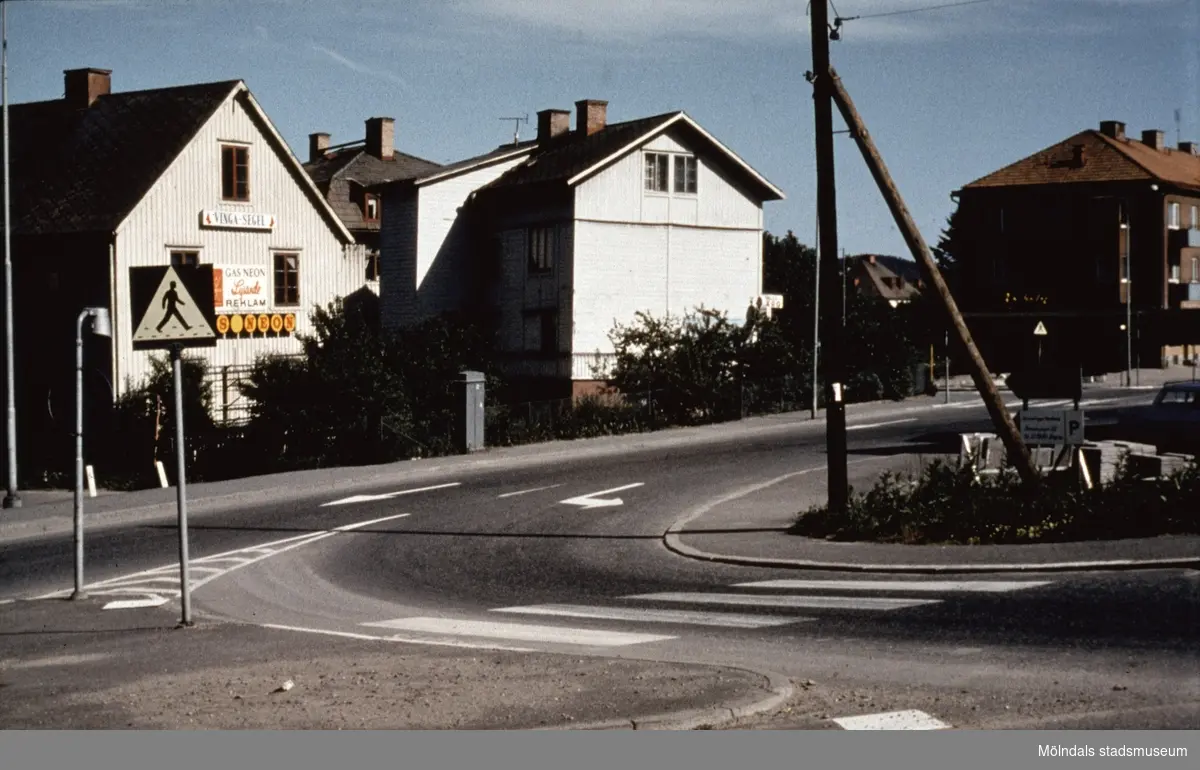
xmin=354 ymin=577 xmax=1054 ymax=650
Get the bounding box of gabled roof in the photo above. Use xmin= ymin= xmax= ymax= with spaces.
xmin=479 ymin=111 xmax=785 ymax=201
xmin=9 ymin=80 xmax=239 ymax=235
xmin=850 ymin=255 xmax=922 ymax=302
xmin=367 ymin=141 xmax=537 ymax=195
xmin=960 ymin=127 xmax=1200 ymax=193
xmin=4 ymin=78 xmax=354 ymax=242
xmin=303 ymin=144 xmax=442 ymax=192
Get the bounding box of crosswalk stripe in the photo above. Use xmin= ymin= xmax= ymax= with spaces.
xmin=361 ymin=617 xmax=676 ymax=647
xmin=833 ymin=709 xmax=950 ymax=730
xmin=491 ymin=604 xmax=809 ymax=629
xmin=732 ymin=579 xmax=1052 ymax=593
xmin=624 ymin=592 xmax=939 ymax=611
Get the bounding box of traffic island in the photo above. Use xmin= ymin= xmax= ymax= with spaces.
xmin=789 ymin=452 xmax=1200 ymax=546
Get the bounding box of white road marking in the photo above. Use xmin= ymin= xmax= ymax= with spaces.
xmin=1079 ymin=397 xmax=1119 ymax=406
xmin=832 ymin=709 xmax=951 ymax=730
xmin=102 ymin=597 xmax=168 ymax=610
xmin=490 ymin=603 xmax=809 ymax=629
xmin=625 ymin=592 xmax=939 ymax=611
xmin=733 ymin=579 xmax=1052 ymax=593
xmin=846 ymin=418 xmax=918 ymax=431
xmin=362 ymin=617 xmax=675 ymax=647
xmin=261 ymin=623 xmax=538 ymax=653
xmin=0 ymin=598 xmax=15 ymax=605
xmin=321 ymin=482 xmax=461 ymax=507
xmin=560 ymin=482 xmax=645 ymax=510
xmin=497 ymin=483 xmax=564 ymax=499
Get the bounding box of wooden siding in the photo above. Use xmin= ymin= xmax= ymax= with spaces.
xmin=571 ymin=221 xmax=759 ymax=364
xmin=379 ymin=187 xmax=418 ymax=329
xmin=493 ymin=223 xmax=574 ymax=359
xmin=409 ymin=157 xmax=532 ymax=322
xmin=114 ymin=90 xmax=361 ymax=399
xmin=575 ymin=126 xmax=761 ymax=230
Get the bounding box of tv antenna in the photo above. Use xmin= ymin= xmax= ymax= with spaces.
xmin=1175 ymin=108 xmax=1182 ymax=146
xmin=499 ymin=114 xmax=529 ymax=145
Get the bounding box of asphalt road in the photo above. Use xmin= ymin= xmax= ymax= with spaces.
xmin=3 ymin=387 xmax=1198 ymax=730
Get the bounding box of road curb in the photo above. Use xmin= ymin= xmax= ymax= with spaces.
xmin=545 ymin=667 xmax=794 ymax=731
xmin=662 ymin=465 xmax=1200 ymax=575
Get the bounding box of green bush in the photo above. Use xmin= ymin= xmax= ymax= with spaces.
xmin=791 ymin=458 xmax=1200 ymax=545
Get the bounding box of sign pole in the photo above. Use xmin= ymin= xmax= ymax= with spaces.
xmin=171 ymin=343 xmax=193 ymax=627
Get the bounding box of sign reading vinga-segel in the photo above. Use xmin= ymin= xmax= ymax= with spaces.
xmin=200 ymin=210 xmax=275 ymax=230
xmin=213 ymin=264 xmax=270 ymax=312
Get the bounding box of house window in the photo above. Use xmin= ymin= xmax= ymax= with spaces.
xmin=366 ymin=249 xmax=380 ymax=282
xmin=1191 ymin=205 xmax=1198 ymax=229
xmin=221 ymin=145 xmax=250 ymax=201
xmin=1192 ymin=257 xmax=1199 ymax=284
xmin=364 ymin=193 xmax=380 ymax=223
xmin=1168 ymin=201 xmax=1181 ymax=229
xmin=644 ymin=152 xmax=668 ymax=192
xmin=273 ymin=252 xmax=300 ymax=306
xmin=528 ymin=225 xmax=559 ymax=275
xmin=170 ymin=250 xmax=199 ymax=267
xmin=673 ymin=155 xmax=697 ymax=194
xmin=1171 ymin=264 xmax=1181 ymax=282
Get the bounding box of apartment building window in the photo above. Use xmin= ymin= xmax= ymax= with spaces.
xmin=1192 ymin=257 xmax=1199 ymax=284
xmin=170 ymin=250 xmax=199 ymax=267
xmin=528 ymin=225 xmax=559 ymax=275
xmin=1168 ymin=201 xmax=1181 ymax=229
xmin=364 ymin=193 xmax=380 ymax=223
xmin=673 ymin=155 xmax=697 ymax=194
xmin=1171 ymin=264 xmax=1181 ymax=283
xmin=273 ymin=252 xmax=300 ymax=306
xmin=1191 ymin=205 xmax=1198 ymax=229
xmin=644 ymin=152 xmax=669 ymax=192
xmin=221 ymin=144 xmax=250 ymax=201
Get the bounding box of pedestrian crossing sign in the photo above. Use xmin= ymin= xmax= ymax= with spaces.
xmin=130 ymin=265 xmax=217 ymax=350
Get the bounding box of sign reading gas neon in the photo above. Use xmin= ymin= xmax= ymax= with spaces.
xmin=200 ymin=210 xmax=275 ymax=230
xmin=212 ymin=264 xmax=270 ymax=312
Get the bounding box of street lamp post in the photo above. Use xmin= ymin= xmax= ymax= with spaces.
xmin=72 ymin=307 xmax=111 ymax=600
xmin=2 ymin=0 xmax=19 ymax=509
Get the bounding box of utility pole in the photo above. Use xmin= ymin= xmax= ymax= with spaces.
xmin=2 ymin=0 xmax=19 ymax=510
xmin=810 ymin=221 xmax=820 ymax=420
xmin=826 ymin=67 xmax=1038 ymax=486
xmin=808 ymin=0 xmax=848 ymax=512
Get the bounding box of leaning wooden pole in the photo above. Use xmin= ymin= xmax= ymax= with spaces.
xmin=826 ymin=67 xmax=1039 ymax=486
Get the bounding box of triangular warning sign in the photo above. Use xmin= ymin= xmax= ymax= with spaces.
xmin=1033 ymin=321 xmax=1048 ymax=337
xmin=132 ymin=266 xmax=216 ymax=344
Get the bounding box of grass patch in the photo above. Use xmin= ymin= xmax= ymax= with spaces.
xmin=790 ymin=458 xmax=1200 ymax=545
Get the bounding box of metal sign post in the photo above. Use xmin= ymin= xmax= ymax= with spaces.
xmin=129 ymin=264 xmax=216 ymax=628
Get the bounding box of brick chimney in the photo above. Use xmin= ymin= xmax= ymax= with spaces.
xmin=63 ymin=68 xmax=111 ymax=109
xmin=1142 ymin=129 xmax=1165 ymax=151
xmin=537 ymin=109 xmax=571 ymax=143
xmin=1099 ymin=120 xmax=1125 ymax=140
xmin=575 ymin=99 xmax=608 ymax=137
xmin=309 ymin=132 xmax=330 ymax=163
xmin=365 ymin=117 xmax=395 ymax=160
xmin=1179 ymin=141 xmax=1198 ymax=156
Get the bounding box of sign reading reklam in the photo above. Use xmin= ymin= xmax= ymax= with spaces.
xmin=213 ymin=264 xmax=271 ymax=312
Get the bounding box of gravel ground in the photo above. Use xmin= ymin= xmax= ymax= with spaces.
xmin=0 ymin=598 xmax=768 ymax=730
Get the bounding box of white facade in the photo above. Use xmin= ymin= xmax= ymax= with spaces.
xmin=110 ymin=84 xmax=361 ymax=417
xmin=380 ymin=153 xmax=532 ymax=328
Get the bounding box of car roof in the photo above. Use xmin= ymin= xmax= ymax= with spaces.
xmin=1161 ymin=381 xmax=1200 ymax=391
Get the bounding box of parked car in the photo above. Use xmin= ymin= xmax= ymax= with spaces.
xmin=1115 ymin=381 xmax=1200 ymax=453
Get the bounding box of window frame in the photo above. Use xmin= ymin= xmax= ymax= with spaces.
xmin=366 ymin=248 xmax=381 ymax=282
xmin=672 ymin=154 xmax=697 ymax=194
xmin=1191 ymin=204 xmax=1198 ymax=229
xmin=273 ymin=251 xmax=300 ymax=307
xmin=1192 ymin=256 xmax=1199 ymax=284
xmin=527 ymin=225 xmax=558 ymax=276
xmin=364 ymin=192 xmax=380 ymax=223
xmin=169 ymin=250 xmax=200 ymax=267
xmin=644 ymin=152 xmax=669 ymax=193
xmin=1168 ymin=201 xmax=1181 ymax=229
xmin=221 ymin=144 xmax=250 ymax=202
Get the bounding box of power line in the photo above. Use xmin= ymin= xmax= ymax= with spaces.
xmin=840 ymin=0 xmax=995 ymax=23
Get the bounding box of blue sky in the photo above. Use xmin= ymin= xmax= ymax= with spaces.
xmin=7 ymin=0 xmax=1199 ymax=257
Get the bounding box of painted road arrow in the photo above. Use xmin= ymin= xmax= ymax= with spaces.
xmin=321 ymin=482 xmax=461 ymax=507
xmin=559 ymin=483 xmax=644 ymax=509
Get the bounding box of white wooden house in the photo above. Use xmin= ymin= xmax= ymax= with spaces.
xmin=5 ymin=68 xmax=367 ymax=441
xmin=375 ymin=99 xmax=784 ymax=399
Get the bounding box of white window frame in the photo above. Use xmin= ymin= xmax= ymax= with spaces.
xmin=1191 ymin=204 xmax=1198 ymax=229
xmin=1170 ymin=264 xmax=1181 ymax=283
xmin=673 ymin=154 xmax=697 ymax=194
xmin=1168 ymin=201 xmax=1181 ymax=229
xmin=1192 ymin=256 xmax=1199 ymax=284
xmin=644 ymin=152 xmax=669 ymax=193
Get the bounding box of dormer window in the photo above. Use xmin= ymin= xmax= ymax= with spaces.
xmin=364 ymin=193 xmax=380 ymax=223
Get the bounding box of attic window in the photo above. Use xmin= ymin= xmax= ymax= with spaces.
xmin=644 ymin=153 xmax=668 ymax=192
xmin=364 ymin=193 xmax=380 ymax=223
xmin=221 ymin=145 xmax=250 ymax=201
xmin=673 ymin=155 xmax=697 ymax=194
